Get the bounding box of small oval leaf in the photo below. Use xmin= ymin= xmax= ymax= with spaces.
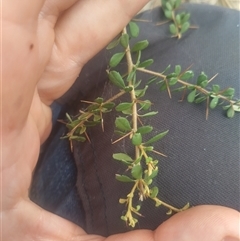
xmin=106 ymin=38 xmax=120 ymax=50
xmin=180 ymin=21 xmax=190 ymax=34
xmin=108 ymin=71 xmax=126 ymax=89
xmin=131 ymin=40 xmax=149 ymax=52
xmin=120 ymin=33 xmax=129 ymax=48
xmin=131 ymin=165 xmax=143 ymax=179
xmin=150 ymin=187 xmax=159 ymax=198
xmin=138 ymin=59 xmax=154 ymax=68
xmin=144 ymin=130 xmax=169 ymax=145
xmin=109 ymin=52 xmax=125 ymax=68
xmin=115 ymin=117 xmax=132 ymax=132
xmin=169 ymin=23 xmax=177 ymax=35
xmin=227 ymin=107 xmax=235 ymax=118
xmin=181 ymin=70 xmax=194 ymax=80
xmin=187 ymin=89 xmax=196 ymax=103
xmin=116 ymin=102 xmax=133 ymax=112
xmin=197 ymin=72 xmax=208 ymax=86
xmin=129 ymin=21 xmax=139 ymax=37
xmin=137 ymin=126 xmax=153 ymax=134
xmin=113 ymin=153 xmax=133 ymax=162
xmin=210 ymin=97 xmax=219 ymax=109
xmin=116 ymin=174 xmax=135 ymax=182
xmin=131 ymin=133 xmax=142 ymax=146
xmin=169 ymin=77 xmax=178 ymax=86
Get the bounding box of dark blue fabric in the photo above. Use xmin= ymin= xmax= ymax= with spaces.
xmin=30 ymin=102 xmax=85 ymax=228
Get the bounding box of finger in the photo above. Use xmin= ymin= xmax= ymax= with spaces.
xmin=38 ymin=0 xmax=150 ymax=103
xmin=55 ymin=0 xmax=150 ymax=64
xmin=154 ymin=205 xmax=240 ymax=241
xmin=2 ymin=0 xmax=46 ymax=131
xmin=40 ymin=0 xmax=80 ymax=26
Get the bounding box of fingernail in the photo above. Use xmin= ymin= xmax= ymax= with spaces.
xmin=222 ymin=237 xmax=240 ymax=241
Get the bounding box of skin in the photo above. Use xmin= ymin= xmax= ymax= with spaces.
xmin=1 ymin=0 xmax=240 ymax=240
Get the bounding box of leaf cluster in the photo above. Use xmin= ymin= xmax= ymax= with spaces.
xmin=161 ymin=0 xmax=190 ymax=38
xmin=138 ymin=65 xmax=240 ymax=119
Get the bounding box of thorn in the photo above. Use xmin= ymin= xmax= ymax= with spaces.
xmin=208 ymin=73 xmax=219 ymax=84
xmin=206 ymin=97 xmax=210 ymax=120
xmin=85 ymin=132 xmax=91 ymax=143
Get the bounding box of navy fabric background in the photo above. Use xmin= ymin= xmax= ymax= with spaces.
xmin=30 ymin=3 xmax=240 ymax=236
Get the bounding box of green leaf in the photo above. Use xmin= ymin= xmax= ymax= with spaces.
xmin=176 ymin=14 xmax=181 ymax=25
xmin=233 ymin=104 xmax=240 ymax=112
xmin=169 ymin=23 xmax=177 ymax=35
xmin=87 ymin=103 xmax=100 ymax=111
xmin=212 ymin=84 xmax=220 ymax=93
xmin=210 ymin=97 xmax=219 ymax=109
xmin=180 ymin=21 xmax=190 ymax=34
xmin=116 ymin=102 xmax=133 ymax=112
xmin=175 ymin=65 xmax=181 ymax=75
xmin=108 ymin=71 xmax=126 ymax=89
xmin=143 ymin=146 xmax=154 ymax=152
xmin=162 ymin=65 xmax=171 ymax=74
xmin=222 ymin=88 xmax=235 ymax=97
xmin=160 ymin=82 xmax=167 ymax=91
xmin=197 ymin=72 xmax=208 ymax=86
xmin=175 ymin=0 xmax=181 ymax=9
xmin=139 ymin=100 xmax=152 ymax=110
xmin=166 ymin=73 xmax=177 ymax=79
xmin=181 ymin=13 xmax=191 ymax=24
xmin=109 ymin=52 xmax=125 ymax=68
xmin=166 ymin=1 xmax=173 ymax=11
xmin=129 ymin=21 xmax=139 ymax=37
xmin=194 ymin=96 xmax=207 ymax=103
xmin=149 ymin=168 xmax=159 ymax=179
xmin=150 ymin=187 xmax=159 ymax=198
xmin=227 ymin=106 xmax=235 ymax=118
xmin=120 ymin=33 xmax=129 ymax=48
xmin=116 ymin=174 xmax=135 ymax=183
xmin=133 ymin=80 xmax=142 ymax=89
xmin=200 ymin=80 xmax=208 ymax=88
xmin=147 ymin=76 xmax=158 ymax=85
xmin=138 ymin=111 xmax=158 ymax=118
xmin=127 ymin=69 xmax=136 ymax=83
xmin=124 ymin=86 xmax=133 ymax=92
xmin=106 ymin=38 xmax=120 ymax=50
xmin=93 ymin=114 xmax=101 ymax=122
xmin=172 ymin=86 xmax=186 ymax=92
xmin=144 ymin=130 xmax=169 ymax=145
xmin=131 ymin=165 xmax=143 ymax=179
xmin=94 ymin=97 xmax=104 ymax=104
xmin=102 ymin=102 xmax=115 ymax=110
xmin=115 ymin=117 xmax=132 ymax=132
xmin=113 ymin=153 xmax=133 ymax=162
xmin=137 ymin=125 xmax=153 ymax=134
xmin=134 ymin=156 xmax=142 ymax=165
xmin=138 ymin=59 xmax=154 ymax=68
xmin=131 ymin=133 xmax=142 ymax=146
xmin=135 ymin=85 xmax=148 ymax=98
xmin=136 ymin=50 xmax=142 ymax=65
xmin=181 ymin=70 xmax=194 ymax=80
xmin=187 ymin=89 xmax=196 ymax=103
xmin=132 ymin=40 xmax=149 ymax=52
xmin=169 ymin=77 xmax=178 ymax=86
xmin=164 ymin=9 xmax=173 ymax=19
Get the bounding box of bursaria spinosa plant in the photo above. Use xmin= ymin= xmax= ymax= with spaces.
xmin=61 ymin=1 xmax=240 ymax=228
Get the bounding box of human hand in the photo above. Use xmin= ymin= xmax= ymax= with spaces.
xmin=1 ymin=0 xmax=239 ymax=240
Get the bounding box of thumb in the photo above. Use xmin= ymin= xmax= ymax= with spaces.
xmin=154 ymin=205 xmax=240 ymax=241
